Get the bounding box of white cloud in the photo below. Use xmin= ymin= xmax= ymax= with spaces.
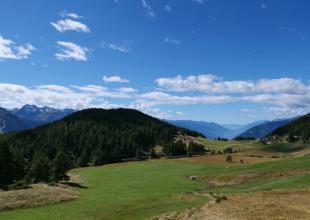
xmin=1 ymin=73 xmax=309 ymax=119
xmin=101 ymin=41 xmax=131 ymax=53
xmin=256 ymin=78 xmax=307 ymax=95
xmin=116 ymin=87 xmax=137 ymax=93
xmin=102 ymin=76 xmax=130 ymax=83
xmin=0 ymin=36 xmax=35 ymax=60
xmin=55 ymin=41 xmax=88 ymax=61
xmin=109 ymin=43 xmax=130 ymax=53
xmin=0 ymin=83 xmax=135 ymax=110
xmin=138 ymin=92 xmax=234 ymax=106
xmin=141 ymin=0 xmax=156 ymax=17
xmin=155 ymin=74 xmax=308 ymax=95
xmin=59 ymin=10 xmax=83 ymax=19
xmin=51 ymin=19 xmax=90 ymax=33
xmin=164 ymin=37 xmax=180 ymax=45
xmin=165 ymin=5 xmax=172 ymax=12
xmin=176 ymin=111 xmax=185 ymax=116
xmin=264 ymin=106 xmax=310 ymax=117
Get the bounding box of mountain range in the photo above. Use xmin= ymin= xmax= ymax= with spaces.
xmin=0 ymin=108 xmax=32 ymax=133
xmin=168 ymin=118 xmax=292 ymax=139
xmin=0 ymin=105 xmax=75 ymax=133
xmin=168 ymin=120 xmax=269 ymax=139
xmin=0 ymin=104 xmax=296 ymax=139
xmin=236 ymin=118 xmax=294 ymax=139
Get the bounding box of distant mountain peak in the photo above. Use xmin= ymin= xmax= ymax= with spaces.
xmin=0 ymin=105 xmax=77 ymax=133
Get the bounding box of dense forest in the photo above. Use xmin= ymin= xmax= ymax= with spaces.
xmin=270 ymin=113 xmax=310 ymax=142
xmin=0 ymin=108 xmax=203 ymax=188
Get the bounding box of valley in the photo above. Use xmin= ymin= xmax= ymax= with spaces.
xmin=1 ymin=1 xmax=310 ymax=219
xmin=0 ymin=137 xmax=309 ymax=220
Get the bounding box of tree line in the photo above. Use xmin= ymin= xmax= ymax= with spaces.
xmin=271 ymin=113 xmax=310 ymax=143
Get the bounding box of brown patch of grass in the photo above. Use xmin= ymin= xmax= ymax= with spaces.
xmin=153 ymin=188 xmax=310 ymax=220
xmin=195 ymin=169 xmax=310 ymax=187
xmin=179 ymin=153 xmax=281 ymax=166
xmin=0 ymin=183 xmax=79 ymax=212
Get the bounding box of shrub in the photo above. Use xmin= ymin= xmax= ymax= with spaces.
xmin=226 ymin=154 xmax=232 ymax=163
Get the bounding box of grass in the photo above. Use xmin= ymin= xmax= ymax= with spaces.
xmin=0 ymin=160 xmax=217 ymax=220
xmin=262 ymin=142 xmax=308 ymax=153
xmin=197 ymin=137 xmax=254 ymax=150
xmin=1 ymin=152 xmax=309 ymax=220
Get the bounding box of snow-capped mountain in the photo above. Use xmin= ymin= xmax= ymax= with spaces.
xmin=0 ymin=105 xmax=76 ymax=133
xmin=11 ymin=104 xmax=76 ymax=124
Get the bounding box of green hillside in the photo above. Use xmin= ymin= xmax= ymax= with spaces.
xmin=0 ymin=108 xmax=202 ymax=187
xmin=271 ymin=113 xmax=310 ymax=142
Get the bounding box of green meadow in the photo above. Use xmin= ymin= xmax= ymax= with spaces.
xmin=1 ymin=154 xmax=309 ymax=220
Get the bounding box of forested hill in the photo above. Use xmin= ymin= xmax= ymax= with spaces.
xmin=0 ymin=108 xmax=202 ymax=186
xmin=270 ymin=113 xmax=310 ymax=142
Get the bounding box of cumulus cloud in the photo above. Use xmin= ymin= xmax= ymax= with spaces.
xmin=102 ymin=76 xmax=130 ymax=83
xmin=0 ymin=83 xmax=136 ymax=110
xmin=55 ymin=41 xmax=88 ymax=61
xmin=141 ymin=0 xmax=155 ymax=17
xmin=1 ymin=74 xmax=309 ymax=119
xmin=0 ymin=36 xmax=35 ymax=60
xmin=138 ymin=92 xmax=234 ymax=107
xmin=51 ymin=19 xmax=90 ymax=33
xmin=151 ymin=74 xmax=310 ymax=116
xmin=155 ymin=74 xmax=308 ymax=95
xmin=116 ymin=87 xmax=137 ymax=93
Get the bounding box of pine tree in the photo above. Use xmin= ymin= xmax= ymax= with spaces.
xmin=26 ymin=152 xmax=51 ymax=183
xmin=50 ymin=151 xmax=70 ymax=182
xmin=0 ymin=140 xmax=15 ymax=186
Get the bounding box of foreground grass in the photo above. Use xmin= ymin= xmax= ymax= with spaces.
xmin=1 ymin=154 xmax=309 ymax=220
xmin=0 ymin=160 xmax=217 ymax=220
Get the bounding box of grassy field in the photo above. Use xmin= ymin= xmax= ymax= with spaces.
xmin=0 ymin=141 xmax=309 ymax=220
xmin=197 ymin=137 xmax=255 ymax=150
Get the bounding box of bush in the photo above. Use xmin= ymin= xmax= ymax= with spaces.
xmin=150 ymin=148 xmax=158 ymax=159
xmin=223 ymin=147 xmax=233 ymax=154
xmin=226 ymin=154 xmax=232 ymax=163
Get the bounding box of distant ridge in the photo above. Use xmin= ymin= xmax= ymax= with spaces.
xmin=0 ymin=107 xmax=31 ymax=133
xmin=168 ymin=120 xmax=232 ymax=139
xmin=236 ymin=118 xmax=293 ymax=139
xmin=167 ymin=120 xmax=267 ymax=139
xmin=0 ymin=105 xmax=76 ymax=133
xmin=11 ymin=104 xmax=75 ymax=124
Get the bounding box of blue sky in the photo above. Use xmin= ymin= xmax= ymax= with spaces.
xmin=0 ymin=0 xmax=309 ymax=124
